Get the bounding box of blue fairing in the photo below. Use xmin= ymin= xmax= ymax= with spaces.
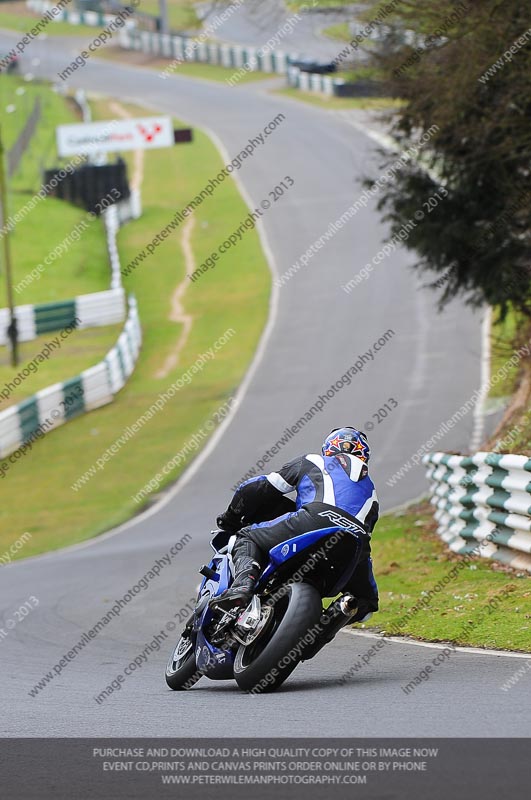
xmin=195 ymin=553 xmax=232 ymax=625
xmin=257 ymin=525 xmax=357 ymax=587
xmin=195 ymin=630 xmax=234 ymax=679
xmin=194 ymin=524 xmax=363 ymax=679
xmin=192 ymin=549 xmax=236 ymax=680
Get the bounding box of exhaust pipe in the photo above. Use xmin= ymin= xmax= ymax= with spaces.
xmin=301 ymin=594 xmax=358 ymax=661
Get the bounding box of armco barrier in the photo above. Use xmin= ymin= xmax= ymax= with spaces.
xmin=423 ymin=452 xmax=531 ymax=573
xmin=0 ymin=289 xmax=126 ymax=346
xmin=117 ymin=25 xmax=297 ymax=74
xmin=0 ymin=295 xmax=141 ymax=460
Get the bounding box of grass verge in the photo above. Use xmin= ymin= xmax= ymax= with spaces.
xmin=485 ymin=308 xmax=531 ymax=455
xmin=274 ymin=87 xmax=401 ymax=110
xmin=0 ymin=74 xmax=113 ymax=404
xmin=0 ymin=326 xmax=122 ymax=412
xmin=0 ymin=0 xmax=201 ymax=38
xmin=0 ymin=73 xmax=71 ymax=151
xmin=287 ymin=1 xmax=352 ymax=8
xmin=322 ymin=22 xmax=351 ymax=41
xmin=1 ymin=74 xmax=110 ymax=306
xmin=362 ymin=503 xmax=531 ymax=651
xmin=489 ymin=307 xmax=520 ymax=400
xmin=0 ymin=94 xmax=270 ymax=559
xmin=137 ymin=0 xmax=201 ymax=31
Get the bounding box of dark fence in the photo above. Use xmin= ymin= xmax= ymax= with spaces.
xmin=133 ymin=9 xmax=160 ymax=31
xmin=43 ymin=159 xmax=130 ymax=214
xmin=333 ymin=79 xmax=388 ymax=98
xmin=7 ymin=97 xmax=42 ymax=178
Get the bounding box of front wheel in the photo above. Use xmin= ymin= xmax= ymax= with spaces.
xmin=234 ymin=582 xmax=322 ymax=694
xmin=165 ymin=632 xmax=200 ymax=691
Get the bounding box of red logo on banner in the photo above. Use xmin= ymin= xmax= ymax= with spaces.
xmin=136 ymin=123 xmax=164 ymax=143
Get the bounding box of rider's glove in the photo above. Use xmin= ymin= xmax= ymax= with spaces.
xmin=216 ymin=508 xmax=242 ymax=532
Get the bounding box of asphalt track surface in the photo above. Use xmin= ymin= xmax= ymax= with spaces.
xmin=199 ymin=0 xmax=361 ymax=60
xmin=1 ymin=30 xmax=527 ymax=738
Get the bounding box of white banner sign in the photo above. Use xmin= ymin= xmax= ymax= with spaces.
xmin=56 ymin=116 xmax=174 ymax=156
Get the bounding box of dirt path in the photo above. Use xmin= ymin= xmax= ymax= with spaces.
xmin=154 ymin=213 xmax=196 ymax=380
xmin=107 ymin=101 xmax=195 ymax=380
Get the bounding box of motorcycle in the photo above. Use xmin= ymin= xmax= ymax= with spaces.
xmin=165 ymin=518 xmax=368 ymax=694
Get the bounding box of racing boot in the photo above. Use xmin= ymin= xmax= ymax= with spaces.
xmin=211 ymin=538 xmax=261 ymax=611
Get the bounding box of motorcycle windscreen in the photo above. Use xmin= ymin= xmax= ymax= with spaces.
xmin=210 ymin=529 xmax=233 ymax=553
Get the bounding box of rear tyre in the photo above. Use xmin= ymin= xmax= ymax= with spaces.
xmin=234 ymin=582 xmax=322 ymax=694
xmin=165 ymin=632 xmax=200 ymax=691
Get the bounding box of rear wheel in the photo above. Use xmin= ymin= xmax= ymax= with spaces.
xmin=165 ymin=632 xmax=200 ymax=691
xmin=234 ymin=582 xmax=322 ymax=694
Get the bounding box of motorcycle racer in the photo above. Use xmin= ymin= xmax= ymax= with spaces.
xmin=213 ymin=427 xmax=379 ymax=622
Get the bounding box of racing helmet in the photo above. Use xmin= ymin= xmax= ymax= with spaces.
xmin=322 ymin=427 xmax=370 ymax=463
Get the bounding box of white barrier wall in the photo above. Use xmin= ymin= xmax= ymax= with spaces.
xmin=117 ymin=26 xmax=299 ymax=76
xmin=424 ymin=452 xmax=531 ymax=573
xmin=0 ymin=289 xmax=126 ymax=346
xmin=0 ymin=296 xmax=141 ymax=461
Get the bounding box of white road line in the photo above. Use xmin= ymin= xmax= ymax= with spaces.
xmin=470 ymin=306 xmax=492 ymax=451
xmin=343 ymin=628 xmax=531 ymax=659
xmin=335 ymin=114 xmax=398 ymax=152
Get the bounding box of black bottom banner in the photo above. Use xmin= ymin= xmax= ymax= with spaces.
xmin=1 ymin=738 xmax=528 ymax=799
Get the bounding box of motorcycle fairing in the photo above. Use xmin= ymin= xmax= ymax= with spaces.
xmin=194 ymin=630 xmax=235 ymax=679
xmin=257 ymin=525 xmax=362 ymax=589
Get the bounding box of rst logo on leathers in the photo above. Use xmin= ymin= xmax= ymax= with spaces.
xmin=318 ymin=510 xmax=365 ymax=536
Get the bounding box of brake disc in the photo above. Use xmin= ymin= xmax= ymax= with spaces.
xmin=233 ymin=605 xmax=274 ymax=646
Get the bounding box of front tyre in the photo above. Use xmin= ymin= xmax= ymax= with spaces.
xmin=165 ymin=632 xmax=201 ymax=691
xmin=234 ymin=582 xmax=322 ymax=694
